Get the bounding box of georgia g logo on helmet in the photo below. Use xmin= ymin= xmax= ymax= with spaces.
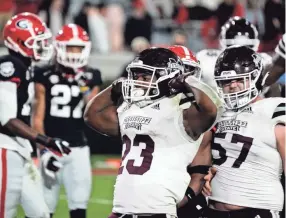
xmin=16 ymin=19 xmax=31 ymax=29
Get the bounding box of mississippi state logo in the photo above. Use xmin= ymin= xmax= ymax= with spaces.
xmin=16 ymin=19 xmax=31 ymax=29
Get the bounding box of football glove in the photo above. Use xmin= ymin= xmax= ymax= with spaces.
xmin=40 ymin=149 xmax=63 ymax=189
xmin=110 ymin=78 xmax=125 ymax=106
xmin=36 ymin=134 xmax=71 ymax=156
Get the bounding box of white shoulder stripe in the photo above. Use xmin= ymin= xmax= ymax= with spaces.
xmin=275 ymin=34 xmax=286 ymax=59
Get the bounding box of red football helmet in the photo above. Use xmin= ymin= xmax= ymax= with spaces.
xmin=168 ymin=45 xmax=201 ymax=79
xmin=3 ymin=12 xmax=53 ymax=61
xmin=54 ymin=24 xmax=91 ymax=69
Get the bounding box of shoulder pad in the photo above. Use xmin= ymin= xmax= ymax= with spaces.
xmin=257 ymin=98 xmax=286 ymax=125
xmin=33 ymin=64 xmax=54 ymax=84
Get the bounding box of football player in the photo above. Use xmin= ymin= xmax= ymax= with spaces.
xmin=196 ymin=16 xmax=273 ymax=92
xmin=32 ymin=23 xmax=102 ymax=218
xmin=201 ymin=46 xmax=285 ymax=218
xmin=84 ymin=47 xmax=223 ymax=217
xmin=0 ymin=12 xmax=71 ymax=218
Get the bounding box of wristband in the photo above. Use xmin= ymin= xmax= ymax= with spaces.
xmin=35 ymin=134 xmax=50 ymax=146
xmin=187 ymin=165 xmax=211 ymax=175
xmin=185 ymin=187 xmax=196 ymax=200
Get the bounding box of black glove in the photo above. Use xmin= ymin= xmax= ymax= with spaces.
xmin=111 ymin=78 xmax=125 ymax=105
xmin=36 ymin=135 xmax=71 ymax=156
xmin=168 ymin=73 xmax=187 ymax=94
xmin=177 ymin=188 xmax=207 ymax=218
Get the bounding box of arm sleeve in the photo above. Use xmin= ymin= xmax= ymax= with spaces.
xmin=0 ymin=81 xmax=17 ymax=125
xmin=275 ymin=34 xmax=286 ymax=59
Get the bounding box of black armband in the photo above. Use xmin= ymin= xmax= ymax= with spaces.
xmin=35 ymin=134 xmax=50 ymax=146
xmin=187 ymin=165 xmax=211 ymax=175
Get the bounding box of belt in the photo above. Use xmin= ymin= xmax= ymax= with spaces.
xmin=114 ymin=213 xmax=168 ymax=218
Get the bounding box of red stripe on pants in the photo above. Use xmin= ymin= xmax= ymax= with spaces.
xmin=0 ymin=149 xmax=7 ymax=218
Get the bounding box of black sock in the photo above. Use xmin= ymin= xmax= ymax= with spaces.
xmin=70 ymin=209 xmax=86 ymax=218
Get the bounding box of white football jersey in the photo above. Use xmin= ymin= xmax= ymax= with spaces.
xmin=113 ymin=94 xmax=204 ymax=215
xmin=210 ymin=97 xmax=285 ymax=211
xmin=196 ymin=49 xmax=273 ymax=91
xmin=196 ymin=49 xmax=221 ymax=91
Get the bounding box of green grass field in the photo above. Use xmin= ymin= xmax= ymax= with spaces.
xmin=16 ymin=155 xmax=119 ymax=218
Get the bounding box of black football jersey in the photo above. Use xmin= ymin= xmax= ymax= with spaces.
xmin=0 ymin=54 xmax=32 ymax=136
xmin=33 ymin=64 xmax=102 ymax=146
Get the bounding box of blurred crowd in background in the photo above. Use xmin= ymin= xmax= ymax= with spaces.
xmin=0 ymin=0 xmax=284 ymax=54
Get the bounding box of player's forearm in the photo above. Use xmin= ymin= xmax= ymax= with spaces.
xmin=264 ymin=55 xmax=285 ymax=86
xmin=189 ymin=174 xmax=206 ymax=195
xmin=4 ymin=118 xmax=62 ymax=152
xmin=4 ymin=118 xmax=39 ymax=141
xmin=264 ymin=66 xmax=285 ymax=86
xmin=84 ymin=86 xmax=119 ymax=136
xmin=32 ymin=118 xmax=46 ymax=151
xmin=184 ymin=76 xmax=222 ymax=116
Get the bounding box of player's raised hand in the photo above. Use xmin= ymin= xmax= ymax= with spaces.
xmin=111 ymin=77 xmax=125 ymax=105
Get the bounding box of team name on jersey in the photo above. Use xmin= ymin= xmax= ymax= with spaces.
xmin=217 ymin=119 xmax=248 ymax=132
xmin=123 ymin=116 xmax=152 ymax=130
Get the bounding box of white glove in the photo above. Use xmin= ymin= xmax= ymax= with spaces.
xmin=40 ymin=149 xmax=63 ymax=189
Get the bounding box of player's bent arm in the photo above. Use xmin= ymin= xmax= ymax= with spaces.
xmin=264 ymin=54 xmax=285 ymax=86
xmin=0 ymin=82 xmax=42 ymax=140
xmin=31 ymin=82 xmax=46 ymax=135
xmin=275 ymin=124 xmax=285 ymax=171
xmin=84 ymin=86 xmax=119 ymax=136
xmin=0 ymin=82 xmax=70 ymax=155
xmin=188 ymin=131 xmax=212 ymax=194
xmin=177 ymin=131 xmax=212 ymax=208
xmin=183 ymin=76 xmax=223 ymax=139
